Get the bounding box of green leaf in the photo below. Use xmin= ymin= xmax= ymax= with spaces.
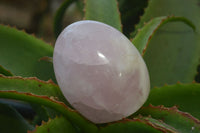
xmin=132 ymin=16 xmax=195 ymax=55
xmin=0 ymin=75 xmax=68 ymax=105
xmin=144 ymin=83 xmax=200 ymax=120
xmin=133 ymin=0 xmax=200 ymax=87
xmin=138 ymin=117 xmax=178 ymax=132
xmin=0 ymin=25 xmax=56 ymax=82
xmin=84 ymin=0 xmax=122 ymax=32
xmin=0 ymin=75 xmax=69 ymax=125
xmin=0 ymin=103 xmax=34 ymax=133
xmin=0 ymin=65 xmax=13 ymax=76
xmin=29 ymin=117 xmax=76 ymax=133
xmin=54 ymin=0 xmax=76 ymax=37
xmin=99 ymin=118 xmax=169 ymax=133
xmin=136 ymin=105 xmax=200 ymax=133
xmin=0 ymin=75 xmax=97 ymax=132
xmin=0 ymin=91 xmax=98 ymax=133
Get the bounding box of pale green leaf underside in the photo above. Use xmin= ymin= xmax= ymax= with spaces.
xmin=0 ymin=25 xmax=56 ymax=82
xmin=133 ymin=0 xmax=200 ymax=87
xmin=144 ymin=83 xmax=200 ymax=120
xmin=84 ymin=0 xmax=122 ymax=32
xmin=132 ymin=16 xmax=195 ymax=55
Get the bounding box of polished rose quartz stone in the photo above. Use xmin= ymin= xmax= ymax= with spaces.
xmin=53 ymin=20 xmax=150 ymax=123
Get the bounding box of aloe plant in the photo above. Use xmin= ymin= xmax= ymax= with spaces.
xmin=0 ymin=0 xmax=200 ymax=132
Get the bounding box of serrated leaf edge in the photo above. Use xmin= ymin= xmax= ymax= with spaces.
xmin=0 ymin=65 xmax=13 ymax=76
xmin=0 ymin=24 xmax=53 ymax=46
xmin=0 ymin=74 xmax=56 ymax=86
xmin=145 ymin=104 xmax=200 ymax=124
xmin=27 ymin=116 xmax=66 ymax=133
xmin=132 ymin=16 xmax=195 ymax=56
xmin=0 ymin=90 xmax=98 ymax=133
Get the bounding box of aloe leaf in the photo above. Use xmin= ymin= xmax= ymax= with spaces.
xmin=136 ymin=105 xmax=200 ymax=133
xmin=0 ymin=25 xmax=56 ymax=82
xmin=29 ymin=117 xmax=76 ymax=133
xmin=0 ymin=75 xmax=98 ymax=132
xmin=132 ymin=16 xmax=195 ymax=55
xmin=99 ymin=118 xmax=172 ymax=133
xmin=0 ymin=65 xmax=13 ymax=76
xmin=0 ymin=103 xmax=34 ymax=133
xmin=54 ymin=0 xmax=76 ymax=37
xmin=84 ymin=0 xmax=122 ymax=32
xmin=138 ymin=117 xmax=178 ymax=133
xmin=144 ymin=83 xmax=200 ymax=120
xmin=0 ymin=91 xmax=98 ymax=133
xmin=132 ymin=0 xmax=200 ymax=87
xmin=0 ymin=75 xmax=68 ymax=105
xmin=0 ymin=75 xmax=66 ymax=124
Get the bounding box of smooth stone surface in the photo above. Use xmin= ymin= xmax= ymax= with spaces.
xmin=53 ymin=20 xmax=150 ymax=123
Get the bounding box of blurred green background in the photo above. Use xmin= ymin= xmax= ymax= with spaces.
xmin=0 ymin=0 xmax=83 ymax=44
xmin=0 ymin=0 xmax=147 ymax=44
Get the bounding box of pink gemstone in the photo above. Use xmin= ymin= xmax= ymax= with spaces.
xmin=53 ymin=20 xmax=150 ymax=123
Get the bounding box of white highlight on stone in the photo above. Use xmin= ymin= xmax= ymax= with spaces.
xmin=53 ymin=20 xmax=150 ymax=123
